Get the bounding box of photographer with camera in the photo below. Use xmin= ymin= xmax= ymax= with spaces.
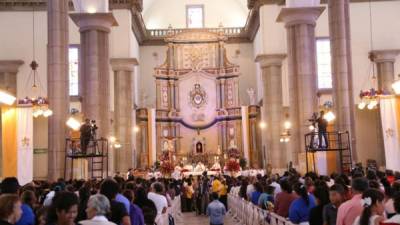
xmin=80 ymin=119 xmax=92 ymax=154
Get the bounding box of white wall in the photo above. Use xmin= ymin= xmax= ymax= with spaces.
xmin=143 ymin=0 xmax=249 ymax=29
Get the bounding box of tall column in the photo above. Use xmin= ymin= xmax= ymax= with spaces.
xmin=47 ymin=0 xmax=69 ymax=180
xmin=277 ymin=7 xmax=324 ymax=166
xmin=370 ymin=50 xmax=400 ymax=92
xmin=110 ymin=58 xmax=138 ymax=173
xmin=70 ymin=13 xmax=118 ymax=140
xmin=255 ymin=54 xmax=286 ymax=169
xmin=328 ymin=0 xmax=358 ymax=161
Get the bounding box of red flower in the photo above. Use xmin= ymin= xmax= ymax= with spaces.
xmin=225 ymin=159 xmax=240 ymax=172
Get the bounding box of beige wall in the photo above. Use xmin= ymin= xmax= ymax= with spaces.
xmin=143 ymin=0 xmax=248 ymax=29
xmin=253 ymin=1 xmax=400 ymax=167
xmin=139 ymin=43 xmax=257 ymax=107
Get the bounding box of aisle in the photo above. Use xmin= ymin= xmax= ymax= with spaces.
xmin=176 ymin=212 xmax=237 ymax=225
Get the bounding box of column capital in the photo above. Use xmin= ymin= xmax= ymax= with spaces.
xmin=276 ymin=7 xmax=325 ymax=26
xmin=0 ymin=60 xmax=24 ymax=73
xmin=255 ymin=54 xmax=286 ymax=68
xmin=110 ymin=58 xmax=139 ymax=72
xmin=370 ymin=50 xmax=400 ymax=63
xmin=69 ymin=13 xmax=118 ymax=32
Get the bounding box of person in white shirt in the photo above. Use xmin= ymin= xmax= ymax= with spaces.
xmin=383 ymin=194 xmax=400 ymax=224
xmin=80 ymin=194 xmax=116 ymax=225
xmin=270 ymin=174 xmax=282 ymax=198
xmin=147 ymin=182 xmax=168 ymax=215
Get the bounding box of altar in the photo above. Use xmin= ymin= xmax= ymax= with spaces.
xmin=135 ymin=30 xmax=262 ymax=170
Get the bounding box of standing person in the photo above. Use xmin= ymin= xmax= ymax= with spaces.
xmin=219 ymin=180 xmax=228 ymax=210
xmin=383 ymin=193 xmax=400 ymax=224
xmin=100 ymin=179 xmax=130 ymax=225
xmin=288 ymin=183 xmax=316 ymax=224
xmin=310 ymin=183 xmax=330 ymax=225
xmin=79 ymin=194 xmax=116 ymax=225
xmin=275 ymin=180 xmax=297 ymax=217
xmin=317 ymin=111 xmax=329 ymax=149
xmin=0 ymin=194 xmax=23 ymax=225
xmin=323 ymin=184 xmax=345 ymax=225
xmin=79 ymin=119 xmax=91 ymax=154
xmin=19 ymin=190 xmax=36 ymax=225
xmin=133 ymin=187 xmax=157 ymax=225
xmin=336 ymin=178 xmax=369 ymax=225
xmin=47 ymin=191 xmax=79 ymax=225
xmin=352 ymin=189 xmax=385 ymax=225
xmin=207 ymin=193 xmax=226 ymax=225
xmin=147 ymin=182 xmax=168 ymax=215
xmin=185 ymin=181 xmax=194 ymax=212
xmin=122 ymin=190 xmax=145 ymax=225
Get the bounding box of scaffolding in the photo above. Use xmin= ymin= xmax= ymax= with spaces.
xmin=304 ymin=131 xmax=353 ymax=174
xmin=64 ymin=138 xmax=109 ymax=180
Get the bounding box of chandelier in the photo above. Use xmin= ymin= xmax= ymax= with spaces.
xmin=18 ymin=7 xmax=52 ymax=118
xmin=280 ymin=113 xmax=291 ymax=143
xmin=357 ymin=0 xmax=391 ymax=110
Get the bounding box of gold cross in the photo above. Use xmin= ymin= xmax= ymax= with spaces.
xmin=385 ymin=128 xmax=395 ymax=138
xmin=21 ymin=137 xmax=30 ymax=147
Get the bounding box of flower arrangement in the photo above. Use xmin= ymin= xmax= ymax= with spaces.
xmin=160 ymin=161 xmax=174 ymax=175
xmin=225 ymin=159 xmax=240 ymax=172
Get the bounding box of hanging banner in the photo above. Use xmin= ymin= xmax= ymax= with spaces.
xmin=380 ymin=98 xmax=400 ymax=172
xmin=16 ymin=107 xmax=33 ymax=185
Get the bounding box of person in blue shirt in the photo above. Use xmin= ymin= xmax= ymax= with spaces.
xmin=251 ymin=182 xmax=263 ymax=205
xmin=16 ymin=190 xmax=36 ymax=225
xmin=289 ymin=182 xmax=316 ymax=224
xmin=0 ymin=177 xmax=35 ymax=225
xmin=207 ymin=192 xmax=226 ymax=225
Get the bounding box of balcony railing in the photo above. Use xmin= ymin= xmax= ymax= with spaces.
xmin=147 ymin=27 xmax=245 ymax=39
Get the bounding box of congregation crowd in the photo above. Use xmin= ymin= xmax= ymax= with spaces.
xmin=229 ymin=167 xmax=400 ymax=225
xmin=1 ymin=166 xmax=400 ymax=225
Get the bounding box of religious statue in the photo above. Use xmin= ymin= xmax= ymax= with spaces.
xmin=229 ymin=139 xmax=237 ymax=149
xmin=247 ymin=87 xmax=256 ymax=105
xmin=196 ymin=142 xmax=203 ymax=154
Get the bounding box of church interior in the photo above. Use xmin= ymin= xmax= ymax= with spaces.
xmin=2 ymin=0 xmax=400 ymax=225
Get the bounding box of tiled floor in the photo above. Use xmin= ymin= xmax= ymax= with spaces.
xmin=176 ymin=212 xmax=238 ymax=225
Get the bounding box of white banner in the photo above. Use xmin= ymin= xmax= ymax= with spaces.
xmin=16 ymin=107 xmax=33 ymax=185
xmin=380 ymin=98 xmax=400 ymax=172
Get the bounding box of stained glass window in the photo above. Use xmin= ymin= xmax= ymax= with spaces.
xmin=187 ymin=5 xmax=204 ymax=28
xmin=69 ymin=46 xmax=79 ymax=96
xmin=316 ymin=38 xmax=332 ymax=89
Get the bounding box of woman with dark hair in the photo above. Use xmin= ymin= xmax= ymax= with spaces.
xmin=353 ymin=189 xmax=385 ymax=225
xmin=0 ymin=194 xmax=22 ymax=225
xmin=239 ymin=179 xmax=249 ymax=200
xmin=288 ymin=183 xmax=316 ymax=224
xmin=385 ymin=182 xmax=400 ymax=219
xmin=47 ymin=191 xmax=78 ymax=225
xmin=309 ymin=183 xmax=330 ymax=225
xmin=383 ymin=193 xmax=400 ymax=224
xmin=133 ymin=187 xmax=157 ymax=225
xmin=76 ymin=187 xmax=90 ymax=222
xmin=275 ymin=180 xmax=297 ymax=218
